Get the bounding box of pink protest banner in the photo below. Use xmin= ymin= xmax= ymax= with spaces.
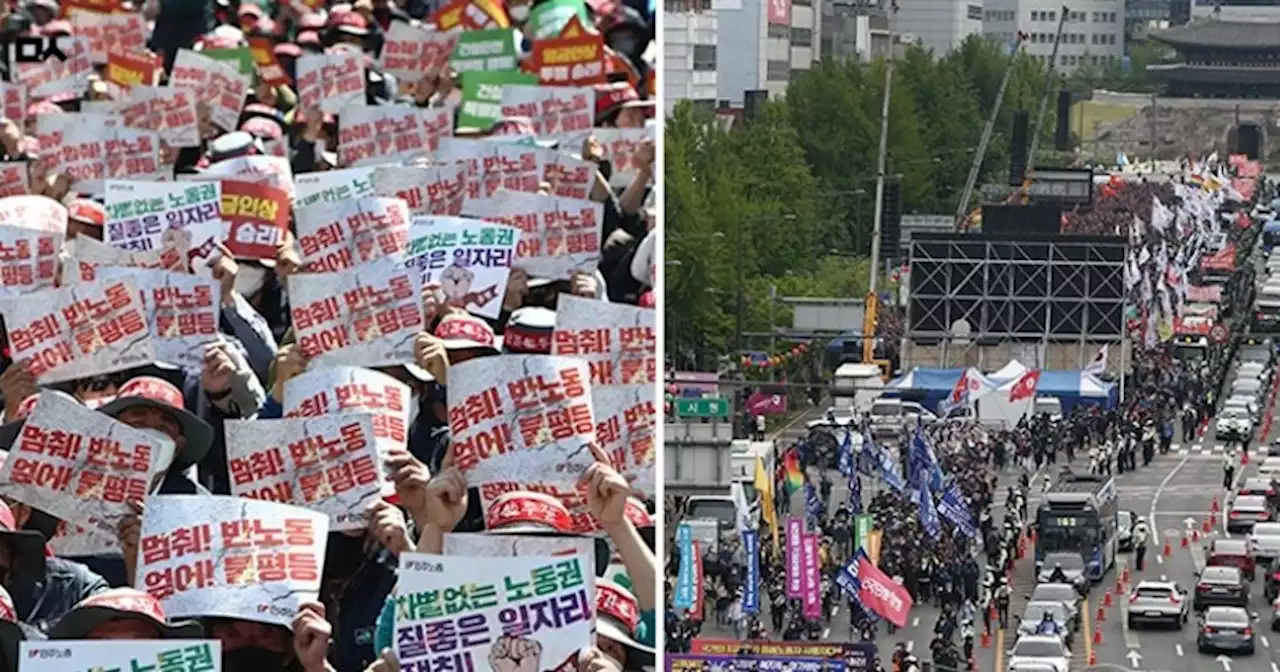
xmin=499 ymin=85 xmax=593 ymax=137
xmin=296 ymin=52 xmax=365 ymax=115
xmin=0 ymin=163 xmax=28 ymax=197
xmin=372 ymin=164 xmax=468 ymax=217
xmin=379 ymin=22 xmax=457 ymax=84
xmin=463 ymin=190 xmax=603 ymax=280
xmin=446 ymin=354 xmax=597 ymax=513
xmin=286 ymin=257 xmax=424 ymax=369
xmin=0 ymin=84 xmax=25 ymax=127
xmin=1 ymin=276 xmax=156 ymax=384
xmin=0 ymin=391 xmax=169 ymax=539
xmin=337 ymin=105 xmax=453 ymax=167
xmin=552 ymin=294 xmax=655 ymax=386
xmin=853 ymin=551 xmax=913 ymax=627
xmin=17 ymin=38 xmax=93 ymax=98
xmin=70 ymin=11 xmax=146 ymax=63
xmin=784 ymin=518 xmax=802 ymax=599
xmin=295 ymin=196 xmax=410 ymax=273
xmin=746 ymin=391 xmax=787 ymax=416
xmin=224 ymin=414 xmax=383 ymax=532
xmin=169 ymin=49 xmax=250 ymax=132
xmin=117 ymin=86 xmax=200 ymax=148
xmin=801 ymin=532 xmax=821 ymax=619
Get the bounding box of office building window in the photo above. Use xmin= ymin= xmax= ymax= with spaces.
xmin=767 ymin=60 xmax=790 ymax=81
xmin=1109 ymin=12 xmax=1117 ymax=21
xmin=1048 ymin=11 xmax=1056 ymax=21
xmin=1031 ymin=10 xmax=1040 ymax=20
xmin=791 ymin=27 xmax=813 ymax=45
xmin=693 ymin=44 xmax=716 ymax=70
xmin=768 ymin=22 xmax=789 ymax=38
xmin=968 ymin=4 xmax=982 ymax=19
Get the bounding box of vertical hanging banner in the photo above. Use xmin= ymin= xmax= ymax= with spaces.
xmin=743 ymin=529 xmax=760 ymax=614
xmin=801 ymin=532 xmax=821 ymax=619
xmin=785 ymin=517 xmax=803 ymax=599
xmin=673 ymin=523 xmax=694 ymax=609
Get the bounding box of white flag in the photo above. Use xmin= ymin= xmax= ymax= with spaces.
xmin=1085 ymin=344 xmax=1108 ymax=375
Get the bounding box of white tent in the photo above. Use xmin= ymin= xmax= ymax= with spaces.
xmin=989 ymin=360 xmax=1029 ymax=384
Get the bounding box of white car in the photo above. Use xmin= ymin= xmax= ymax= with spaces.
xmin=1217 ymin=408 xmax=1255 ymax=439
xmin=1261 ymin=457 xmax=1280 ymax=476
xmin=1126 ymin=580 xmax=1190 ymax=628
xmin=1237 ymin=363 xmax=1271 ymax=384
xmin=1248 ymin=522 xmax=1280 ymax=560
xmin=1006 ymin=635 xmax=1070 ymax=672
xmin=1223 ymin=396 xmax=1261 ymax=421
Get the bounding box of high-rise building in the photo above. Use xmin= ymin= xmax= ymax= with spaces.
xmin=664 ymin=0 xmax=719 ymax=114
xmin=820 ymin=0 xmax=893 ymax=61
xmin=713 ymin=0 xmax=823 ymax=105
xmin=982 ymin=0 xmax=1125 ymax=71
xmin=892 ymin=0 xmax=984 ymax=54
xmin=1191 ymin=0 xmax=1280 ymax=21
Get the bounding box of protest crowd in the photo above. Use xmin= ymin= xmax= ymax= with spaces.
xmin=0 ymin=0 xmax=659 ymax=668
xmin=663 ymin=155 xmax=1274 ymax=672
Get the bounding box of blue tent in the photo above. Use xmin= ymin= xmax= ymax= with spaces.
xmin=888 ymin=365 xmax=1117 ymax=413
xmin=885 ymin=367 xmax=986 ymax=412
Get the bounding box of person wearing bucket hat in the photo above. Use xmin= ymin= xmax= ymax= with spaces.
xmin=431 ymin=312 xmax=502 ymax=364
xmin=0 ymin=500 xmax=108 ymax=633
xmin=592 ymin=82 xmax=652 ymax=129
xmin=502 ymin=306 xmax=556 ymax=354
xmin=595 ymin=579 xmax=655 ymax=668
xmin=49 ymin=588 xmax=202 ymax=640
xmin=65 ymin=198 xmax=105 ymax=241
xmin=0 ymin=583 xmax=40 ymax=672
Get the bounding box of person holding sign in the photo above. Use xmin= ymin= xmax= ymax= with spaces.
xmin=48 ymin=587 xmax=202 ymax=640
xmin=0 ymin=585 xmax=34 ymax=672
xmin=0 ymin=500 xmax=109 ymax=634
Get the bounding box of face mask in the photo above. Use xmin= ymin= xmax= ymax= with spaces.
xmin=408 ymin=393 xmax=420 ymax=426
xmin=508 ymin=4 xmax=529 ymax=20
xmin=136 ymin=429 xmax=177 ymax=472
xmin=234 ymin=265 xmax=268 ymax=298
xmin=221 ymin=647 xmax=287 ymax=669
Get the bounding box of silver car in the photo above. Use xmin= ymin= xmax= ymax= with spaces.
xmin=1006 ymin=635 xmax=1070 ymax=672
xmin=1029 ymin=583 xmax=1081 ymax=624
xmin=1197 ymin=606 xmax=1256 ymax=655
xmin=1036 ymin=552 xmax=1088 ymax=593
xmin=1018 ymin=601 xmax=1074 ymax=646
xmin=1249 ymin=522 xmax=1280 ymax=561
xmin=1126 ymin=581 xmax=1189 ymax=628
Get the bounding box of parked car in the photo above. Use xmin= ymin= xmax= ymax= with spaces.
xmin=1197 ymin=606 xmax=1256 ymax=655
xmin=1126 ymin=581 xmax=1189 ymax=628
xmin=1005 ymin=635 xmax=1069 ymax=672
xmin=1194 ymin=566 xmax=1250 ymax=611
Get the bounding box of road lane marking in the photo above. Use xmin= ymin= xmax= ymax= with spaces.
xmin=1263 ymin=635 xmax=1271 ymax=648
xmin=822 ymin=628 xmax=830 ymax=639
xmin=1176 ymin=644 xmax=1184 ymax=657
xmin=1121 ymin=592 xmax=1140 ymax=650
xmin=1150 ymin=453 xmax=1193 ymax=548
xmin=912 ymin=616 xmax=919 ymax=627
xmin=906 ymin=641 xmax=913 ymax=653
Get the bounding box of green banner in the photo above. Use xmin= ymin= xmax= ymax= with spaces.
xmin=202 ymin=47 xmax=256 ymax=78
xmin=854 ymin=514 xmax=873 ymax=553
xmin=525 ymin=0 xmax=589 ymax=39
xmin=451 ymin=29 xmax=519 ymax=74
xmin=458 ymin=70 xmax=539 ymax=130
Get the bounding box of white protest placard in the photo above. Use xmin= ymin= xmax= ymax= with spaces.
xmin=0 ymin=276 xmax=156 ymax=384
xmin=19 ymin=640 xmax=221 ymax=672
xmin=194 ymin=155 xmax=295 ymax=199
xmin=463 ymin=191 xmax=602 ymax=280
xmin=50 ymin=518 xmax=121 ymax=557
xmin=70 ymin=11 xmax=148 ymax=63
xmin=338 ymin=105 xmax=454 ymax=167
xmin=552 ymin=294 xmax=656 ymax=386
xmin=288 ymin=257 xmax=424 ymax=370
xmin=296 ymin=196 xmax=411 ymax=273
xmin=169 ymin=49 xmax=251 ymax=132
xmin=542 ymin=151 xmax=596 ymax=200
xmin=379 ymin=22 xmax=458 ymax=84
xmin=394 ymin=553 xmax=594 ymax=671
xmin=35 ymin=112 xmax=119 ymax=176
xmin=62 ymin=231 xmax=192 ymax=284
xmin=443 ymin=532 xmax=595 ymax=560
xmin=0 ymin=391 xmax=171 ymax=540
xmin=0 ymin=83 xmax=26 ymax=127
xmin=283 ymin=366 xmax=411 ymax=494
xmin=0 ymin=195 xmax=66 ymax=232
xmin=560 ymin=127 xmax=650 ymax=188
xmin=437 ymin=137 xmax=541 ymax=200
xmin=104 ymin=180 xmax=222 ymax=252
xmin=136 ymin=495 xmax=329 ymax=628
xmin=592 ymin=385 xmax=655 ymax=496
xmin=66 ymin=267 xmax=220 ymax=370
xmin=295 ymin=166 xmax=376 ymax=209
xmin=0 ymin=162 xmax=28 ymax=197
xmin=60 ymin=125 xmax=162 ymax=196
xmin=16 ymin=38 xmax=93 ymax=98
xmin=404 ymin=216 xmax=519 ymax=319
xmin=117 ymin=85 xmax=201 ymax=148
xmin=224 ymin=414 xmax=382 ymax=532
xmin=0 ymin=225 xmax=61 ymax=297
xmin=295 ymin=52 xmax=365 ymax=115
xmin=373 ymin=164 xmax=468 ymax=217
xmin=447 ymin=355 xmax=597 ymax=510
xmin=499 ymin=85 xmax=593 ymax=138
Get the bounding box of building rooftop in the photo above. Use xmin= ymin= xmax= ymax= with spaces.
xmin=1150 ymin=19 xmax=1280 ymax=49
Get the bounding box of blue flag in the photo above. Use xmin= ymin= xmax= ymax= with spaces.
xmin=837 ymin=429 xmax=854 ymax=479
xmin=908 ymin=422 xmax=945 ymax=493
xmin=864 ymin=426 xmax=907 ymax=493
xmin=743 ymin=530 xmax=760 ymax=613
xmin=918 ymin=479 xmax=942 ymax=541
xmin=805 ymin=480 xmax=823 ymax=519
xmin=938 ymin=481 xmax=979 ymax=538
xmin=849 ymin=474 xmax=862 ymax=514
xmin=674 ymin=524 xmax=695 ymax=609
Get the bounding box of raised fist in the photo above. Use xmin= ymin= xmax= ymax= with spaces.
xmin=488 ymin=635 xmax=543 ymax=672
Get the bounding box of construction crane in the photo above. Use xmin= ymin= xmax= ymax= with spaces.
xmin=863 ymin=1 xmax=897 ymax=382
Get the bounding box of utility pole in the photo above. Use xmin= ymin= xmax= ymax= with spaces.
xmin=864 ymin=2 xmax=897 ymax=367
xmin=1026 ymin=5 xmax=1070 ymax=173
xmin=954 ymin=34 xmax=1026 ymax=230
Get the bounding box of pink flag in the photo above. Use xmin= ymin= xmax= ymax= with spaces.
xmin=785 ymin=518 xmax=803 ymax=598
xmin=855 ymin=552 xmax=914 ymax=627
xmin=801 ymin=533 xmax=822 ymax=619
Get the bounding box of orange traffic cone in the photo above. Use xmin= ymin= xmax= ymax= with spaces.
xmin=1203 ymin=518 xmax=1212 ymax=533
xmin=1192 ymin=529 xmax=1200 ymax=542
xmin=1212 ymin=496 xmax=1220 ymax=513
xmin=1210 ymin=512 xmax=1218 ymax=527
xmin=1182 ymin=535 xmax=1189 ymax=548
xmin=1163 ymin=542 xmax=1172 ymax=557
xmin=1121 ymin=567 xmax=1130 ymax=584
xmin=1243 ymin=451 xmax=1251 ymax=465
xmin=1089 ymin=651 xmax=1098 ymax=665
xmin=1096 ymin=606 xmax=1106 ymax=622
xmin=1103 ymin=591 xmax=1113 ymax=607
xmin=1094 ymin=627 xmax=1104 ymax=645
xmin=981 ymin=630 xmax=991 ymax=648
xmin=1018 ymin=538 xmax=1026 ymax=559
xmin=1115 ymin=579 xmax=1124 ymax=593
